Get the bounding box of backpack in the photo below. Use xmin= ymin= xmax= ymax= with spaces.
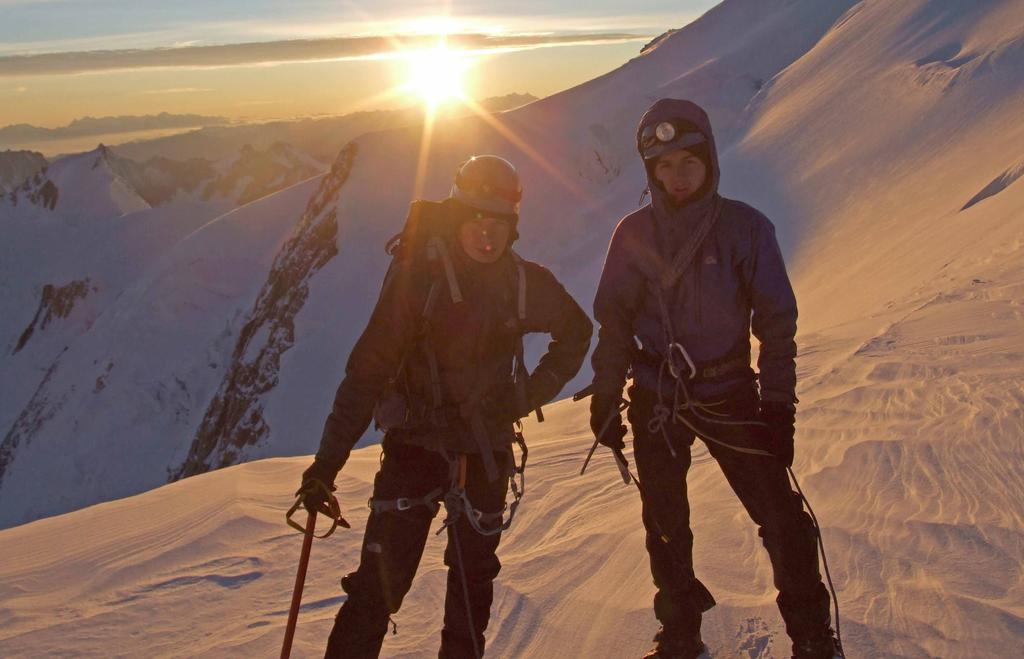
xmin=381 ymin=199 xmax=462 ymax=301
xmin=373 ymin=199 xmax=539 ymax=481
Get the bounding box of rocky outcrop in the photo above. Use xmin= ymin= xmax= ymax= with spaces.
xmin=106 ymin=141 xmax=325 ymax=207
xmin=641 ymin=29 xmax=679 ymax=53
xmin=1 ymin=145 xmax=149 ymax=217
xmin=201 ymin=142 xmax=324 ymax=205
xmin=0 ymin=150 xmax=46 ymax=195
xmin=13 ymin=279 xmax=94 ymax=354
xmin=107 ymin=152 xmax=216 ymax=206
xmin=2 ymin=165 xmax=57 ymax=210
xmin=170 ymin=143 xmax=358 ymax=480
xmin=30 ymin=179 xmax=59 ymax=210
xmin=576 ymin=123 xmax=622 ymax=184
xmin=0 ymin=348 xmax=67 ymax=487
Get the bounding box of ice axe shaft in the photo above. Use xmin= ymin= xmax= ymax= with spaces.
xmin=281 ymin=511 xmax=316 ymax=659
xmin=612 ymin=448 xmax=632 ymax=485
xmin=571 ymin=383 xmax=595 ymax=402
xmin=579 ymin=397 xmax=630 ymax=477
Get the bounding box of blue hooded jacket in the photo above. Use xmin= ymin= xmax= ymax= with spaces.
xmin=591 ymin=98 xmax=798 ymax=403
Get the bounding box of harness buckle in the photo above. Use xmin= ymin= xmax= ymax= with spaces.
xmin=395 ymin=497 xmax=412 ymax=511
xmin=667 ymin=342 xmax=697 ymax=380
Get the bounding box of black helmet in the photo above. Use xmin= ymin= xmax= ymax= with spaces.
xmin=449 ymin=155 xmax=522 ymax=217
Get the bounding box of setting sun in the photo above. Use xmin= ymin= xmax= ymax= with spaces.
xmin=403 ymin=44 xmax=472 ymax=107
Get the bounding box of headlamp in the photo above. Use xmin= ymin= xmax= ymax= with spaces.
xmin=639 ymin=120 xmax=706 ymax=160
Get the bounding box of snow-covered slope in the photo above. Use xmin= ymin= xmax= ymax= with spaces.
xmin=0 ymin=174 xmax=325 ymax=522
xmin=1 ymin=388 xmax=1020 ymax=658
xmin=1 ymin=401 xmax=796 ymax=658
xmin=3 ymin=145 xmax=151 ymax=221
xmin=0 ymin=140 xmax=328 ymax=446
xmin=1 ymin=0 xmax=1023 ymax=653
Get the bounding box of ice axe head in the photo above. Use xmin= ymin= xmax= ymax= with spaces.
xmin=287 ymin=481 xmax=350 ymax=538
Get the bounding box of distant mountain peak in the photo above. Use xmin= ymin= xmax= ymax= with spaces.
xmin=89 ymin=144 xmax=114 ymax=170
xmin=0 ymin=113 xmax=231 ymax=147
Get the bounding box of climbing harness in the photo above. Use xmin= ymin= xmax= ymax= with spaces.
xmin=354 ymin=432 xmax=528 ymax=659
xmin=364 ymin=432 xmax=529 ymax=540
xmin=423 ymin=427 xmax=529 ymax=659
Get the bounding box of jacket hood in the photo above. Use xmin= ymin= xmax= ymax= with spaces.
xmin=636 ymin=98 xmax=721 ymax=206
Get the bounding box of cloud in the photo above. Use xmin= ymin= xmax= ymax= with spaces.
xmin=0 ymin=31 xmax=648 ymax=78
xmin=235 ymin=100 xmax=282 ymax=107
xmin=134 ymin=87 xmax=215 ymax=95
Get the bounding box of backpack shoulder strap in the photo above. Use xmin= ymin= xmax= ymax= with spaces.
xmin=426 ymin=236 xmax=463 ymax=304
xmin=509 ymin=252 xmax=543 ymax=423
xmin=510 ymin=250 xmax=527 ymax=322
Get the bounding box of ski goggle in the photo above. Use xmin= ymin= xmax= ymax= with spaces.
xmin=454 ymin=173 xmax=522 ymax=205
xmin=638 ymin=120 xmax=706 ymax=160
xmin=460 ymin=215 xmax=513 ymax=235
xmin=450 ymin=198 xmax=518 ymax=225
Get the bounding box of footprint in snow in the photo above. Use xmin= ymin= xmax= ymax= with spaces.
xmin=735 ymin=617 xmax=775 ymax=658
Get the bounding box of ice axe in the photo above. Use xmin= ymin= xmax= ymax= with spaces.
xmin=573 ymin=384 xmax=631 ymax=484
xmin=281 ymin=481 xmax=349 ymax=659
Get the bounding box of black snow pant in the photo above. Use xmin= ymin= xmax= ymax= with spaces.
xmin=324 ymin=438 xmax=511 ymax=659
xmin=627 ymin=381 xmax=831 ymax=643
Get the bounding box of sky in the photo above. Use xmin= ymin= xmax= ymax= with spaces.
xmin=0 ymin=0 xmax=718 ymax=127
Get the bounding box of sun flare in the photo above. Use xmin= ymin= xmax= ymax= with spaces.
xmin=404 ymin=44 xmax=471 ymax=108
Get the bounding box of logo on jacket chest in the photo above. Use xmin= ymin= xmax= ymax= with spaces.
xmin=703 ymin=254 xmax=718 ymax=265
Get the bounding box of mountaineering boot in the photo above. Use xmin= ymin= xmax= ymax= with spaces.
xmin=642 ymin=627 xmax=707 ymax=659
xmin=791 ymin=627 xmax=842 ymax=658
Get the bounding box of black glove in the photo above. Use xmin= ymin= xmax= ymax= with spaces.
xmin=483 ymin=370 xmax=561 ymax=425
xmin=482 ymin=382 xmax=528 ymax=425
xmin=759 ymin=401 xmax=796 ymax=467
xmin=296 ymin=459 xmax=338 ymax=515
xmin=590 ymin=391 xmax=627 ymax=451
xmin=526 ymin=368 xmax=563 ymax=411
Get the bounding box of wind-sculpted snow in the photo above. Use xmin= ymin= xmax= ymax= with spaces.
xmin=171 ymin=144 xmax=357 ymax=479
xmin=1 ymin=334 xmax=1020 ymax=657
xmin=0 ymin=402 xmax=804 ymax=657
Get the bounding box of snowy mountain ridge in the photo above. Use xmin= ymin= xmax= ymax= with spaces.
xmin=1 ymin=141 xmax=327 ymax=217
